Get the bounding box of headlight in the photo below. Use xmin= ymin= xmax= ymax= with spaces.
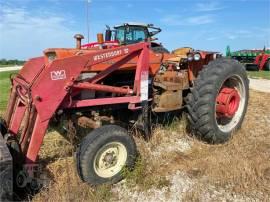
xmin=187 ymin=53 xmax=193 ymax=61
xmin=47 ymin=52 xmax=57 ymax=63
xmin=194 ymin=53 xmax=201 ymax=61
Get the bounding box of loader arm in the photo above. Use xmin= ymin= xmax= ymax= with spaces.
xmin=4 ymin=42 xmax=149 ymax=165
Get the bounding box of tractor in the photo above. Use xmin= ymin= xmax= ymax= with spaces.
xmin=0 ymin=23 xmax=249 ymax=200
xmin=246 ymin=52 xmax=270 ymax=71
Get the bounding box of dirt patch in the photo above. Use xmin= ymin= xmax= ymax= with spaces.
xmin=249 ymin=78 xmax=270 ymax=93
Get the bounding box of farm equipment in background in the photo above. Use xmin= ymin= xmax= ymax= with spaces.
xmin=226 ymin=45 xmax=267 ymax=63
xmin=245 ymin=52 xmax=270 ymax=71
xmin=0 ymin=24 xmax=249 ymax=200
xmin=226 ymin=45 xmax=270 ymax=71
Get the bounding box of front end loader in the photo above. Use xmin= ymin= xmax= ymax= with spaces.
xmin=0 ymin=28 xmax=249 ymax=200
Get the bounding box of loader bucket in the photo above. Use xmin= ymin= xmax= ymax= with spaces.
xmin=0 ymin=129 xmax=13 ymax=201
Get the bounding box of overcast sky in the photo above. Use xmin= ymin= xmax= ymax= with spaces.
xmin=0 ymin=0 xmax=269 ymax=60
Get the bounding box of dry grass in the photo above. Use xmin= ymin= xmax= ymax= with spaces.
xmin=247 ymin=71 xmax=270 ymax=80
xmin=31 ymin=90 xmax=270 ymax=201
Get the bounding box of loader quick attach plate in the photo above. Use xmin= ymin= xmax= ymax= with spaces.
xmin=0 ymin=133 xmax=13 ymax=201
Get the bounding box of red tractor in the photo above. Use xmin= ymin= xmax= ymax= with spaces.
xmin=0 ymin=23 xmax=249 ymax=200
xmin=246 ymin=51 xmax=270 ymax=71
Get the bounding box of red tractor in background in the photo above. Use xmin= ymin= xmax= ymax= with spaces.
xmin=0 ymin=23 xmax=249 ymax=200
xmin=246 ymin=51 xmax=270 ymax=71
xmin=252 ymin=52 xmax=270 ymax=71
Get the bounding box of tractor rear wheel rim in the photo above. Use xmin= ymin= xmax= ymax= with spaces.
xmin=216 ymin=87 xmax=240 ymax=117
xmin=215 ymin=75 xmax=246 ymax=133
xmin=93 ymin=142 xmax=127 ymax=178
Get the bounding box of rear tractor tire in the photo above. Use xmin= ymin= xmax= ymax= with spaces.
xmin=186 ymin=58 xmax=249 ymax=144
xmin=76 ymin=125 xmax=137 ymax=185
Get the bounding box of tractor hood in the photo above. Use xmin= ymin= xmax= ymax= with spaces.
xmin=43 ymin=48 xmax=99 ymax=65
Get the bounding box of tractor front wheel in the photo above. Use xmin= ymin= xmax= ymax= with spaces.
xmin=76 ymin=125 xmax=137 ymax=185
xmin=186 ymin=58 xmax=249 ymax=143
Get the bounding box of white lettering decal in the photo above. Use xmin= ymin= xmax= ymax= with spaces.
xmin=93 ymin=48 xmax=129 ymax=61
xmin=123 ymin=48 xmax=129 ymax=54
xmin=140 ymin=71 xmax=149 ymax=101
xmin=50 ymin=70 xmax=66 ymax=80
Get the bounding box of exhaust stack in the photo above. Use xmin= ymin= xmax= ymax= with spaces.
xmin=74 ymin=34 xmax=84 ymax=49
xmin=97 ymin=33 xmax=104 ymax=44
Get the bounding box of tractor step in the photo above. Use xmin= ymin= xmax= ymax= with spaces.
xmin=0 ymin=132 xmax=13 ymax=201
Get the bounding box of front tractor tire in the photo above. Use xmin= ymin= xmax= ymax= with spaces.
xmin=186 ymin=58 xmax=249 ymax=144
xmin=76 ymin=125 xmax=137 ymax=185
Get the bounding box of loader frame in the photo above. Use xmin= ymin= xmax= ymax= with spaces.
xmin=4 ymin=42 xmax=149 ymax=165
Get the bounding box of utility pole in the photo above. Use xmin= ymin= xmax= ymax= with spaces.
xmin=86 ymin=0 xmax=91 ymax=43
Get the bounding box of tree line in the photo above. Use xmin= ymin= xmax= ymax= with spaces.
xmin=0 ymin=59 xmax=25 ymax=66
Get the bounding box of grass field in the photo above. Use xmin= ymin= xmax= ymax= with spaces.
xmin=247 ymin=70 xmax=270 ymax=80
xmin=0 ymin=70 xmax=18 ymax=113
xmin=0 ymin=70 xmax=269 ymax=201
xmin=0 ymin=64 xmax=13 ymax=67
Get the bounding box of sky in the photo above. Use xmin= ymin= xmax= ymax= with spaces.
xmin=0 ymin=0 xmax=269 ymax=60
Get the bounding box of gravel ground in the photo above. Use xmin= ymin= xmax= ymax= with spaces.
xmin=112 ymin=171 xmax=194 ymax=202
xmin=248 ymin=78 xmax=270 ymax=93
xmin=112 ymin=171 xmax=255 ymax=202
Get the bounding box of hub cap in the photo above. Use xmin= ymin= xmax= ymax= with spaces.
xmin=216 ymin=87 xmax=240 ymax=118
xmin=93 ymin=142 xmax=127 ymax=178
xmin=215 ymin=75 xmax=246 ymax=133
